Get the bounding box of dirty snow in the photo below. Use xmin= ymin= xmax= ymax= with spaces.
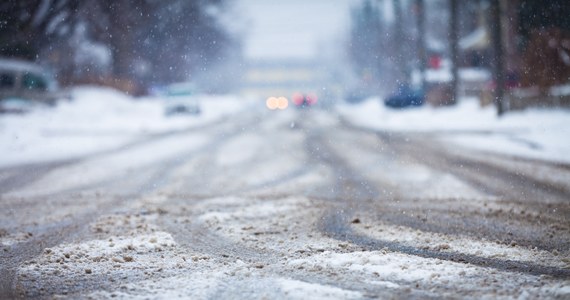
xmin=14 ymin=196 xmax=368 ymax=299
xmin=287 ymin=250 xmax=570 ymax=298
xmin=5 ymin=90 xmax=570 ymax=299
xmin=350 ymin=218 xmax=569 ymax=269
xmin=12 ymin=190 xmax=570 ymax=298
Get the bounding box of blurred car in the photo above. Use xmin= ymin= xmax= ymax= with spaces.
xmin=292 ymin=92 xmax=318 ymax=108
xmin=156 ymin=82 xmax=202 ymax=117
xmin=384 ymin=83 xmax=424 ymax=108
xmin=164 ymin=100 xmax=201 ymax=116
xmin=157 ymin=82 xmax=199 ymax=97
xmin=0 ymin=58 xmax=64 ymax=111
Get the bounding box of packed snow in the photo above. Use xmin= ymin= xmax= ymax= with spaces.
xmin=337 ymin=98 xmax=570 ymax=164
xmin=5 ymin=101 xmax=570 ymax=298
xmin=0 ymin=86 xmax=249 ymax=167
xmin=18 ymin=194 xmax=564 ymax=299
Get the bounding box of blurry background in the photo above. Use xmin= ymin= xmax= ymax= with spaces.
xmin=0 ymin=0 xmax=569 ymax=112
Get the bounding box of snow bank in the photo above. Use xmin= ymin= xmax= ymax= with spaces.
xmin=0 ymin=86 xmax=248 ymax=167
xmin=337 ymin=98 xmax=570 ymax=163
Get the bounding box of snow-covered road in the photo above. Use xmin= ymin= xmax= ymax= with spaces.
xmin=1 ymin=95 xmax=569 ymax=299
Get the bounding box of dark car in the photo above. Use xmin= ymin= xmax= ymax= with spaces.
xmin=164 ymin=100 xmax=201 ymax=116
xmin=384 ymin=84 xmax=424 ymax=108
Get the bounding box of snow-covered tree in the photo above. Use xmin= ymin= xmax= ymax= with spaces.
xmin=0 ymin=0 xmax=241 ymax=93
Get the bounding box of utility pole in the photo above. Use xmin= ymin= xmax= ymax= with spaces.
xmin=393 ymin=0 xmax=405 ymax=83
xmin=415 ymin=0 xmax=426 ymax=90
xmin=490 ymin=0 xmax=505 ymax=116
xmin=449 ymin=0 xmax=459 ymax=105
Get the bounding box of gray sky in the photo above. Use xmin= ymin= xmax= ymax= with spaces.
xmin=237 ymin=0 xmax=359 ymax=60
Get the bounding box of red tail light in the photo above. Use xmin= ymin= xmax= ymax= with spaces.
xmin=306 ymin=93 xmax=318 ymax=105
xmin=292 ymin=92 xmax=304 ymax=106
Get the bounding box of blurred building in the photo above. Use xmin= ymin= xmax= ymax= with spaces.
xmin=452 ymin=0 xmax=569 ymax=110
xmin=501 ymin=0 xmax=570 ymax=109
xmin=240 ymin=60 xmax=341 ymax=106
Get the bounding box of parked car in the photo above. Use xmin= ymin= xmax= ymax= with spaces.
xmin=384 ymin=83 xmax=424 ymax=108
xmin=164 ymin=100 xmax=201 ymax=116
xmin=155 ymin=82 xmax=202 ymax=117
xmin=0 ymin=58 xmax=64 ymax=110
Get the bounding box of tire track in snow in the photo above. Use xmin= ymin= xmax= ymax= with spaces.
xmin=374 ymin=131 xmax=570 ymax=251
xmin=306 ymin=122 xmax=570 ymax=279
xmin=1 ymin=112 xmax=264 ymax=298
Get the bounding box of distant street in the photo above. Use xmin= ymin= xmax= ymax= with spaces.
xmin=1 ymin=107 xmax=569 ymax=299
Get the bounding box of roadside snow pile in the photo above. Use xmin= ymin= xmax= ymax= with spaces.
xmin=0 ymin=86 xmax=246 ymax=167
xmin=337 ymin=98 xmax=570 ymax=163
